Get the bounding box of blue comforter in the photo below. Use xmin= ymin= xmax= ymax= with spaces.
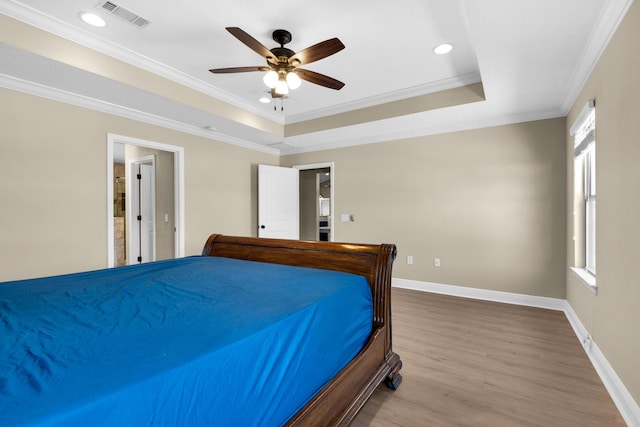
xmin=0 ymin=256 xmax=373 ymax=426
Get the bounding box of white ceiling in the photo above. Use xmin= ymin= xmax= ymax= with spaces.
xmin=0 ymin=0 xmax=633 ymax=154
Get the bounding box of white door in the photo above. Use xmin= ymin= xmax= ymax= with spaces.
xmin=258 ymin=165 xmax=299 ymax=239
xmin=129 ymin=159 xmax=156 ymax=264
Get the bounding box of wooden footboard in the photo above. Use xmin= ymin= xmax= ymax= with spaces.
xmin=201 ymin=234 xmax=403 ymax=426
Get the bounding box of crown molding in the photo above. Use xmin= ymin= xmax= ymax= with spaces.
xmin=0 ymin=73 xmax=279 ymax=155
xmin=0 ymin=1 xmax=285 ymax=125
xmin=559 ymin=0 xmax=634 ymax=114
xmin=1 ymin=67 xmax=563 ymax=158
xmin=280 ymin=107 xmax=564 ymax=155
xmin=285 ymin=72 xmax=482 ymax=124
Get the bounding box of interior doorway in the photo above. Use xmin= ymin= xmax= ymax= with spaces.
xmin=107 ymin=134 xmax=184 ymax=268
xmin=294 ymin=163 xmax=334 ymax=242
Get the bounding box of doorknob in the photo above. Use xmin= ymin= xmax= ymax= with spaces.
xmin=260 ymin=225 xmax=266 ymax=229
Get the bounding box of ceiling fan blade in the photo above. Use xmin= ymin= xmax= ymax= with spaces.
xmin=209 ymin=66 xmax=270 ymax=74
xmin=296 ymin=69 xmax=345 ymax=90
xmin=226 ymin=27 xmax=275 ymax=61
xmin=289 ymin=38 xmax=345 ymax=66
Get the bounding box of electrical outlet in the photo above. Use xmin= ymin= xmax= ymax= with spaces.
xmin=407 ymin=256 xmax=413 ymax=265
xmin=582 ymin=334 xmax=593 ymax=352
xmin=340 ymin=214 xmax=354 ymax=222
xmin=434 ymin=257 xmax=441 ymax=267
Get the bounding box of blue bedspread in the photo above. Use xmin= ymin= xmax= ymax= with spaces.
xmin=0 ymin=256 xmax=373 ymax=426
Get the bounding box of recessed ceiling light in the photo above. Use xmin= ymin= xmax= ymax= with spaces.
xmin=78 ymin=12 xmax=106 ymax=27
xmin=259 ymin=97 xmax=271 ymax=104
xmin=433 ymin=43 xmax=453 ymax=55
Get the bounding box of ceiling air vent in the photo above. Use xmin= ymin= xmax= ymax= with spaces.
xmin=267 ymin=142 xmax=294 ymax=150
xmin=97 ymin=1 xmax=150 ymax=29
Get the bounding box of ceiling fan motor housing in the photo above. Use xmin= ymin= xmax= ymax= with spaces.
xmin=270 ymin=29 xmax=295 ymax=66
xmin=272 ymin=29 xmax=292 ymax=46
xmin=270 ymin=47 xmax=295 ymax=60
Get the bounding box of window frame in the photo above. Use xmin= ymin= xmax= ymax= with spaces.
xmin=570 ymin=100 xmax=597 ymax=293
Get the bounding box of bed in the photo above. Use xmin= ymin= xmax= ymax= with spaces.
xmin=0 ymin=234 xmax=402 ymax=426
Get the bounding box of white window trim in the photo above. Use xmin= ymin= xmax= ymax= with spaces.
xmin=570 ymin=99 xmax=597 ymax=294
xmin=570 ymin=267 xmax=598 ymax=295
xmin=569 ymin=99 xmax=596 ymax=135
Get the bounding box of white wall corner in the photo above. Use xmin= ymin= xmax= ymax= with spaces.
xmin=392 ymin=277 xmax=640 ymax=427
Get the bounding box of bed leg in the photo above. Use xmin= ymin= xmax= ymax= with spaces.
xmin=385 ymin=372 xmax=403 ymax=390
xmin=384 ymin=352 xmax=403 ymax=390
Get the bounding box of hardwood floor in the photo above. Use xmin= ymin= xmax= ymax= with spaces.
xmin=353 ymin=288 xmax=625 ymax=427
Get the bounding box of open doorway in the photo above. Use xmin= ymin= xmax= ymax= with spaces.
xmin=294 ymin=163 xmax=334 ymax=242
xmin=256 ymin=162 xmax=334 ymax=242
xmin=107 ymin=134 xmax=184 ymax=268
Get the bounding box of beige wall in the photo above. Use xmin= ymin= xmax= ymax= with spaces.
xmin=565 ymin=0 xmax=640 ymax=405
xmin=282 ymin=117 xmax=567 ymax=298
xmin=0 ymin=87 xmax=277 ymax=282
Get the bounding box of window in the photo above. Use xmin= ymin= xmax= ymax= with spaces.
xmin=585 ymin=147 xmax=596 ymax=275
xmin=570 ymin=99 xmax=596 ymax=291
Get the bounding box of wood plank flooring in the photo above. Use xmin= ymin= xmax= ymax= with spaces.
xmin=353 ymin=288 xmax=625 ymax=426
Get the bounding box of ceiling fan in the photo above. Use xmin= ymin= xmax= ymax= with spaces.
xmin=209 ymin=27 xmax=345 ymax=98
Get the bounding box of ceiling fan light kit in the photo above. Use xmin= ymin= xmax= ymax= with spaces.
xmin=285 ymin=72 xmax=302 ymax=90
xmin=275 ymin=77 xmax=289 ymax=95
xmin=209 ymin=27 xmax=345 ymax=106
xmin=263 ymin=70 xmax=279 ymax=88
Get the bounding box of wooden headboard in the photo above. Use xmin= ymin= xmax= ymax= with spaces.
xmin=202 ymin=234 xmax=396 ymax=326
xmin=201 ymin=234 xmax=402 ymax=425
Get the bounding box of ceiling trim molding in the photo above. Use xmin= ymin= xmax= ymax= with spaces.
xmin=0 ymin=73 xmax=279 ymax=155
xmin=285 ymin=72 xmax=482 ymax=124
xmin=1 ymin=68 xmax=564 ymax=158
xmin=559 ymin=0 xmax=634 ymax=113
xmin=280 ymin=108 xmax=565 ymax=155
xmin=0 ymin=1 xmax=285 ymax=125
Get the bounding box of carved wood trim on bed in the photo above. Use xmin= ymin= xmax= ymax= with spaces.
xmin=201 ymin=234 xmax=403 ymax=426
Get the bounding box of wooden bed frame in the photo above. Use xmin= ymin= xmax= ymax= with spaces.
xmin=201 ymin=234 xmax=402 ymax=426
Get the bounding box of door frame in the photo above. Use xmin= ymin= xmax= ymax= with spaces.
xmin=293 ymin=162 xmax=335 ymax=241
xmin=107 ymin=133 xmax=185 ymax=268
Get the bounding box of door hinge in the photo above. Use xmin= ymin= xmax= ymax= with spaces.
xmin=137 ymin=256 xmax=142 ymax=263
xmin=137 ymin=215 xmax=142 ymax=221
xmin=137 ymin=173 xmax=142 ymax=180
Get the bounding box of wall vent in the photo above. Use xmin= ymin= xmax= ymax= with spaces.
xmin=97 ymin=1 xmax=150 ymax=29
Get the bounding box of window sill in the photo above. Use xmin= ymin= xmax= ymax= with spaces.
xmin=570 ymin=267 xmax=598 ymax=295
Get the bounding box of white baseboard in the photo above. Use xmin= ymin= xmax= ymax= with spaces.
xmin=392 ymin=278 xmax=567 ymax=311
xmin=563 ymin=304 xmax=640 ymax=427
xmin=392 ymin=278 xmax=640 ymax=427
